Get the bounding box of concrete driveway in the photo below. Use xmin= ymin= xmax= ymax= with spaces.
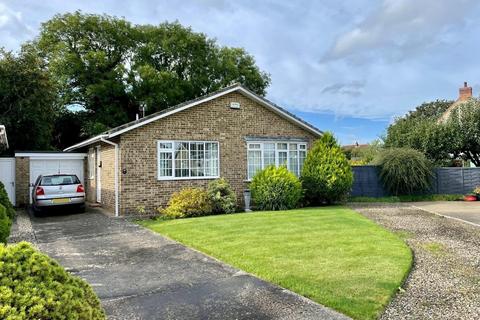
xmin=410 ymin=201 xmax=480 ymax=226
xmin=28 ymin=209 xmax=348 ymax=320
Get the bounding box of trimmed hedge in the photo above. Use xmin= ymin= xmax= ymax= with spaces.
xmin=161 ymin=187 xmax=213 ymax=218
xmin=207 ymin=178 xmax=237 ymax=214
xmin=250 ymin=165 xmax=303 ymax=210
xmin=0 ymin=242 xmax=105 ymax=320
xmin=301 ymin=132 xmax=353 ymax=204
xmin=0 ymin=204 xmax=11 ymax=243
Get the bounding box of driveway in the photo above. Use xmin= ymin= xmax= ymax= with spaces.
xmin=24 ymin=209 xmax=348 ymax=320
xmin=352 ymin=203 xmax=480 ymax=320
xmin=410 ymin=201 xmax=480 ymax=226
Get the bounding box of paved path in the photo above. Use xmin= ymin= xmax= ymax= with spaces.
xmin=410 ymin=201 xmax=480 ymax=226
xmin=22 ymin=209 xmax=348 ymax=320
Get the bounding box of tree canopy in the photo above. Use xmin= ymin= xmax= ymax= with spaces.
xmin=36 ymin=11 xmax=270 ymax=138
xmin=385 ymin=99 xmax=480 ymax=166
xmin=0 ymin=47 xmax=57 ymax=153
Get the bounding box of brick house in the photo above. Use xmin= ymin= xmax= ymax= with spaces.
xmin=64 ymin=84 xmax=322 ymax=216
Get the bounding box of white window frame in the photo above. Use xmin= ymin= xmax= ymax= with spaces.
xmin=157 ymin=140 xmax=220 ymax=180
xmin=87 ymin=148 xmax=95 ymax=180
xmin=247 ymin=141 xmax=307 ymax=180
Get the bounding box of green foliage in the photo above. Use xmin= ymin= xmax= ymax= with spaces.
xmin=375 ymin=148 xmax=432 ymax=195
xmin=250 ymin=165 xmax=303 ymax=211
xmin=446 ymin=99 xmax=480 ymax=166
xmin=0 ymin=181 xmax=15 ymax=220
xmin=301 ymin=133 xmax=353 ymax=204
xmin=207 ymin=178 xmax=237 ymax=214
xmin=0 ymin=47 xmax=57 ymax=153
xmin=0 ymin=204 xmax=12 ymax=243
xmin=36 ymin=11 xmax=270 ymax=137
xmin=383 ymin=99 xmax=480 ymax=166
xmin=0 ymin=242 xmax=105 ymax=319
xmin=161 ymin=188 xmax=213 ymax=218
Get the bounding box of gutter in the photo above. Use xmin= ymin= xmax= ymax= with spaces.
xmin=100 ymin=138 xmax=120 ymax=217
xmin=64 ymin=134 xmax=107 ymax=152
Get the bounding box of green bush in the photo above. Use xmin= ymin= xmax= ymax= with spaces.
xmin=161 ymin=188 xmax=213 ymax=218
xmin=0 ymin=242 xmax=105 ymax=320
xmin=250 ymin=165 xmax=303 ymax=210
xmin=301 ymin=132 xmax=353 ymax=204
xmin=0 ymin=181 xmax=15 ymax=220
xmin=375 ymin=147 xmax=432 ymax=195
xmin=207 ymin=178 xmax=237 ymax=214
xmin=0 ymin=204 xmax=12 ymax=243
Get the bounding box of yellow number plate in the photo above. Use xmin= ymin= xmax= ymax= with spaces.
xmin=52 ymin=198 xmax=70 ymax=204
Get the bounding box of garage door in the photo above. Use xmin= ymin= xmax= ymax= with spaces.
xmin=0 ymin=158 xmax=15 ymax=205
xmin=29 ymin=159 xmax=84 ymax=204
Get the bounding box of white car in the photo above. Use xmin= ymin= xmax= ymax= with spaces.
xmin=31 ymin=174 xmax=86 ymax=214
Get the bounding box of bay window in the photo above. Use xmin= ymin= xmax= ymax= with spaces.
xmin=158 ymin=141 xmax=219 ymax=180
xmin=247 ymin=141 xmax=307 ymax=180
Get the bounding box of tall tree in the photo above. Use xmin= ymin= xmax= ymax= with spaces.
xmin=36 ymin=12 xmax=270 ymax=136
xmin=0 ymin=47 xmax=57 ymax=153
xmin=385 ymin=100 xmax=455 ymax=165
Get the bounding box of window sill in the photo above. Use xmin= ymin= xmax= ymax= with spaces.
xmin=157 ymin=176 xmax=220 ymax=181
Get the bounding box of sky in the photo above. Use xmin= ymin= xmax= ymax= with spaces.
xmin=1 ymin=0 xmax=479 ymax=144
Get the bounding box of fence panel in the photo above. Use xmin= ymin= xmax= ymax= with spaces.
xmin=351 ymin=166 xmax=480 ymax=197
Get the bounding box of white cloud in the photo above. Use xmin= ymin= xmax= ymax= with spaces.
xmin=324 ymin=0 xmax=477 ymax=61
xmin=0 ymin=2 xmax=34 ymax=50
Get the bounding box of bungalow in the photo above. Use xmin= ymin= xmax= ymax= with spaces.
xmin=64 ymin=84 xmax=322 ymax=216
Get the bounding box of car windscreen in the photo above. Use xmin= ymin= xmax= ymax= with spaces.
xmin=40 ymin=175 xmax=80 ymax=186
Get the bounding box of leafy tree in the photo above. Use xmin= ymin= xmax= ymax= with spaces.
xmin=0 ymin=47 xmax=57 ymax=153
xmin=385 ymin=98 xmax=480 ymax=166
xmin=447 ymin=99 xmax=480 ymax=166
xmin=37 ymin=12 xmax=136 ymax=136
xmin=385 ymin=100 xmax=457 ymax=165
xmin=36 ymin=12 xmax=270 ymax=136
xmin=301 ymin=132 xmax=353 ymax=204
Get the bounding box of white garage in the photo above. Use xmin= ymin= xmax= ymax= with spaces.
xmin=15 ymin=152 xmax=86 ymax=205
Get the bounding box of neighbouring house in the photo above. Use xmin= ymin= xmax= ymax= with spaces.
xmin=439 ymin=82 xmax=474 ymax=122
xmin=63 ymin=84 xmax=322 ymax=216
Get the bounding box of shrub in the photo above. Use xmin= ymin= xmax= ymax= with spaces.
xmin=161 ymin=188 xmax=213 ymax=218
xmin=207 ymin=178 xmax=237 ymax=214
xmin=250 ymin=165 xmax=303 ymax=210
xmin=301 ymin=132 xmax=353 ymax=204
xmin=375 ymin=147 xmax=432 ymax=195
xmin=0 ymin=181 xmax=15 ymax=220
xmin=0 ymin=204 xmax=12 ymax=243
xmin=0 ymin=242 xmax=105 ymax=320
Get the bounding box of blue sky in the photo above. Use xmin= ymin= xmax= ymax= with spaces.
xmin=1 ymin=0 xmax=479 ymax=144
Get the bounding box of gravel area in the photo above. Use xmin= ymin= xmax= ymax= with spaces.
xmin=8 ymin=210 xmax=36 ymax=243
xmin=351 ymin=203 xmax=480 ymax=320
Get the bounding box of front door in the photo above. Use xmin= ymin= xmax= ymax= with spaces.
xmin=96 ymin=146 xmax=101 ymax=203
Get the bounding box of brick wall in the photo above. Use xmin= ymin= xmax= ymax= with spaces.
xmin=85 ymin=147 xmax=96 ymax=203
xmin=118 ymin=92 xmax=318 ymax=215
xmin=100 ymin=143 xmax=116 ymax=213
xmin=15 ymin=157 xmax=29 ymax=207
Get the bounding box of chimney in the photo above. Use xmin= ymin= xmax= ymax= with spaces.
xmin=458 ymin=81 xmax=472 ymax=101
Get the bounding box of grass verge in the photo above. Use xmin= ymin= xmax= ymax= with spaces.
xmin=140 ymin=206 xmax=412 ymax=319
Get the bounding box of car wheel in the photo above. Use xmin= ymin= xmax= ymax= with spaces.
xmin=77 ymin=205 xmax=86 ymax=213
xmin=32 ymin=205 xmax=43 ymax=217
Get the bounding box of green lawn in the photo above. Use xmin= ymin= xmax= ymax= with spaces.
xmin=140 ymin=206 xmax=412 ymax=320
